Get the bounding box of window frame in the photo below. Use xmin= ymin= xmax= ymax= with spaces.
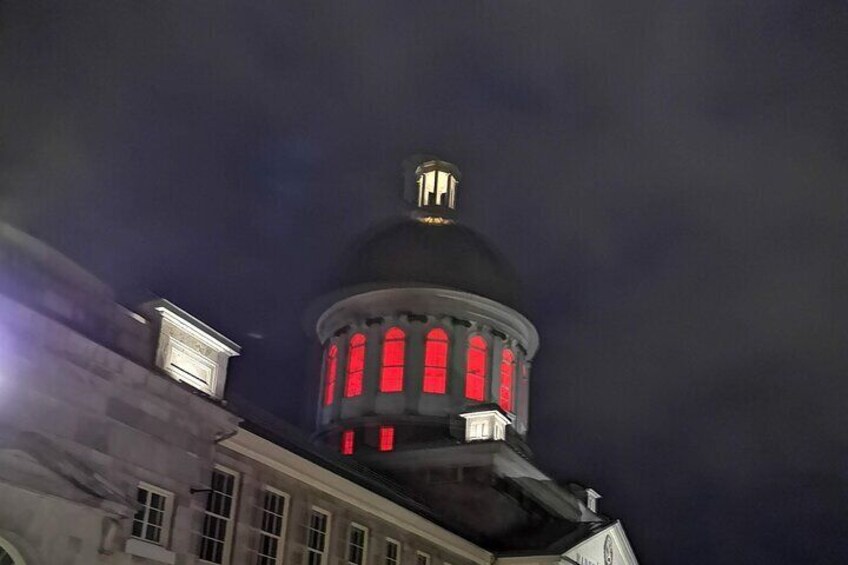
xmin=345 ymin=333 xmax=367 ymax=398
xmin=384 ymin=538 xmax=401 ymax=565
xmin=423 ymin=327 xmax=449 ymax=394
xmin=416 ymin=551 xmax=431 ymax=565
xmin=164 ymin=335 xmax=218 ymax=395
xmin=198 ymin=464 xmax=241 ymax=565
xmin=379 ymin=327 xmax=406 ymax=393
xmin=464 ymin=335 xmax=488 ymax=401
xmin=306 ymin=507 xmax=332 ymax=565
xmin=255 ymin=486 xmax=291 ymax=565
xmin=498 ymin=347 xmax=516 ymax=413
xmin=0 ymin=536 xmax=26 ymax=565
xmin=346 ymin=522 xmax=369 ymax=565
xmin=132 ymin=481 xmax=175 ymax=547
xmin=341 ymin=429 xmax=355 ymax=455
xmin=378 ymin=426 xmax=395 ymax=452
xmin=323 ymin=343 xmax=339 ymax=406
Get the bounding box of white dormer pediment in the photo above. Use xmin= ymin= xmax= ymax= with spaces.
xmin=460 ymin=410 xmax=511 ymax=442
xmin=563 ymin=521 xmax=639 ymax=565
xmin=144 ymin=300 xmax=240 ymax=398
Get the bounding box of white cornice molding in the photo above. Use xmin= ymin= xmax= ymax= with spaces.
xmin=316 ymin=287 xmax=539 ymax=358
xmin=562 ymin=521 xmax=639 ymax=565
xmin=154 ymin=305 xmax=240 ymax=356
xmin=220 ymin=429 xmax=492 ymax=565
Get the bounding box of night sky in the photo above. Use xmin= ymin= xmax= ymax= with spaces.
xmin=2 ymin=2 xmax=847 ymax=563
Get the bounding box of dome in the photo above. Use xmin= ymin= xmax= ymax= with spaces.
xmin=337 ymin=219 xmax=523 ymax=309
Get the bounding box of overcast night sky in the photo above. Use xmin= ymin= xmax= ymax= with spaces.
xmin=2 ymin=2 xmax=848 ymax=563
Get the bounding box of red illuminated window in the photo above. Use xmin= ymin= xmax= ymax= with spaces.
xmin=345 ymin=333 xmax=366 ymax=397
xmin=380 ymin=327 xmax=406 ymax=392
xmin=323 ymin=344 xmax=338 ymax=406
xmin=465 ymin=335 xmax=488 ymax=401
xmin=499 ymin=348 xmax=515 ymax=412
xmin=423 ymin=328 xmax=449 ymax=393
xmin=379 ymin=426 xmax=395 ymax=451
xmin=341 ymin=430 xmax=355 ymax=455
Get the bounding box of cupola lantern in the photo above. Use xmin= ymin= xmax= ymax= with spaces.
xmin=413 ymin=159 xmax=461 ymax=222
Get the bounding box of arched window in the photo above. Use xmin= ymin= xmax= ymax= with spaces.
xmin=0 ymin=536 xmax=25 ymax=565
xmin=323 ymin=344 xmax=338 ymax=406
xmin=465 ymin=335 xmax=488 ymax=401
xmin=344 ymin=333 xmax=366 ymax=398
xmin=499 ymin=348 xmax=515 ymax=412
xmin=341 ymin=430 xmax=355 ymax=455
xmin=423 ymin=328 xmax=449 ymax=394
xmin=380 ymin=327 xmax=406 ymax=392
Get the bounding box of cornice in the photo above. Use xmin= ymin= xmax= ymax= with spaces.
xmin=316 ymin=287 xmax=539 ymax=358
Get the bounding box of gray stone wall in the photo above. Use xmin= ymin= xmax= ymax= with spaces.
xmin=215 ymin=445 xmax=477 ymax=565
xmin=0 ymin=291 xmax=239 ymax=564
xmin=0 ymin=286 xmax=485 ymax=565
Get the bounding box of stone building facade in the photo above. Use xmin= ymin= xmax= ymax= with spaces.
xmin=0 ymin=159 xmax=639 ymax=565
xmin=0 ymin=223 xmax=489 ymax=565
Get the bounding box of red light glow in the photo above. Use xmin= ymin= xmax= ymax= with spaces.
xmin=345 ymin=333 xmax=366 ymax=397
xmin=323 ymin=344 xmax=338 ymax=406
xmin=423 ymin=328 xmax=449 ymax=393
xmin=499 ymin=348 xmax=515 ymax=412
xmin=379 ymin=426 xmax=395 ymax=451
xmin=380 ymin=327 xmax=405 ymax=392
xmin=465 ymin=335 xmax=487 ymax=401
xmin=341 ymin=429 xmax=355 ymax=455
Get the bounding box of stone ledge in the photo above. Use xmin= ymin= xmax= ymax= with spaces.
xmin=125 ymin=538 xmax=177 ymax=564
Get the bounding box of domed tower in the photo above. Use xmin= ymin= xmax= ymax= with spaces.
xmin=314 ymin=158 xmax=539 ymax=456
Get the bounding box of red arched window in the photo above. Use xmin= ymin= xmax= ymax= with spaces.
xmin=344 ymin=333 xmax=366 ymax=397
xmin=423 ymin=328 xmax=449 ymax=394
xmin=379 ymin=426 xmax=395 ymax=452
xmin=341 ymin=430 xmax=355 ymax=455
xmin=323 ymin=344 xmax=338 ymax=406
xmin=465 ymin=335 xmax=488 ymax=401
xmin=499 ymin=348 xmax=515 ymax=412
xmin=380 ymin=327 xmax=405 ymax=392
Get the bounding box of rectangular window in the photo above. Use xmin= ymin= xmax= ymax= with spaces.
xmin=132 ymin=483 xmax=174 ymax=545
xmin=385 ymin=539 xmax=401 ymax=565
xmin=346 ymin=524 xmax=368 ymax=565
xmin=198 ymin=467 xmax=239 ymax=564
xmin=306 ymin=508 xmax=331 ymax=565
xmin=416 ymin=551 xmax=430 ymax=565
xmin=423 ymin=329 xmax=449 ymax=394
xmin=341 ymin=430 xmax=355 ymax=455
xmin=379 ymin=426 xmax=395 ymax=452
xmin=256 ymin=488 xmax=289 ymax=565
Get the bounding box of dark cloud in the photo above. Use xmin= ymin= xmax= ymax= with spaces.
xmin=2 ymin=1 xmax=847 ymax=562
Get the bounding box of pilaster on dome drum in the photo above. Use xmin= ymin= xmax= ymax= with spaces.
xmin=316 ymin=287 xmax=539 ymax=358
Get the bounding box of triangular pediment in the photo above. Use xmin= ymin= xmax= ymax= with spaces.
xmin=562 ymin=521 xmax=638 ymax=565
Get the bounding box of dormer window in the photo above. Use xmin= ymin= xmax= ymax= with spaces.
xmin=460 ymin=410 xmax=510 ymax=442
xmin=145 ymin=300 xmax=240 ymax=398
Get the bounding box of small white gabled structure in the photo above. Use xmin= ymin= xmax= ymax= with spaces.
xmin=563 ymin=521 xmax=639 ymax=565
xmin=494 ymin=522 xmax=638 ymax=565
xmin=145 ymin=299 xmax=240 ymax=398
xmin=460 ymin=410 xmax=511 ymax=442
